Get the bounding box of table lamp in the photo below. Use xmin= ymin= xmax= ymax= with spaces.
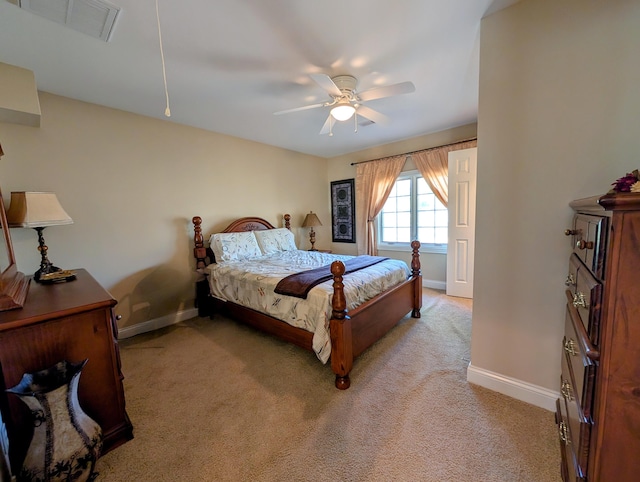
xmin=6 ymin=191 xmax=74 ymax=282
xmin=302 ymin=211 xmax=322 ymax=251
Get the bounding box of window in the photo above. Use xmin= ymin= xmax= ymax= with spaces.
xmin=378 ymin=171 xmax=447 ymax=253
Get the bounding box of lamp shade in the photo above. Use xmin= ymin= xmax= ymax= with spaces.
xmin=6 ymin=192 xmax=73 ymax=228
xmin=330 ymin=102 xmax=356 ymax=121
xmin=302 ymin=211 xmax=322 ymax=228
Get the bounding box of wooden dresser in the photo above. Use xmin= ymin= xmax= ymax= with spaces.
xmin=556 ymin=193 xmax=640 ymax=481
xmin=0 ymin=269 xmax=133 ymax=474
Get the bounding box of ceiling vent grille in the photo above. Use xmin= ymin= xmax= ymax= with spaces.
xmin=13 ymin=0 xmax=121 ymax=42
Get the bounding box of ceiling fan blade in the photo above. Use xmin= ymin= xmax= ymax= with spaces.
xmin=356 ymin=105 xmax=390 ymax=125
xmin=319 ymin=115 xmax=332 ymax=135
xmin=357 ymin=81 xmax=415 ymax=102
xmin=273 ymin=103 xmax=325 ymax=115
xmin=309 ymin=73 xmax=342 ymax=97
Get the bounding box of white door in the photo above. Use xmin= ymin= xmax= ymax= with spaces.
xmin=446 ymin=147 xmax=477 ymax=298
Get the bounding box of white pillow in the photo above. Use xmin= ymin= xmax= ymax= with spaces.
xmin=209 ymin=231 xmax=262 ymax=262
xmin=254 ymin=228 xmax=297 ymax=255
xmin=209 ymin=233 xmax=223 ymax=262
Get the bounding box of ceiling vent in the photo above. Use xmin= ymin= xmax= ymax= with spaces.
xmin=9 ymin=0 xmax=121 ymax=42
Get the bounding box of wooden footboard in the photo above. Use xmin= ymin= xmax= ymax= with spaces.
xmin=192 ymin=215 xmax=422 ymax=390
xmin=329 ymin=240 xmax=422 ymax=389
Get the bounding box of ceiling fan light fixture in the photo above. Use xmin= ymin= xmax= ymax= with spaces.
xmin=330 ymin=102 xmax=356 ymax=121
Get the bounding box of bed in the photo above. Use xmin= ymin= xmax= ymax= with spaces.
xmin=192 ymin=214 xmax=422 ymax=389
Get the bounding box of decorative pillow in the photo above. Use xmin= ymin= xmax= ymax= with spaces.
xmin=209 ymin=231 xmax=262 ymax=262
xmin=254 ymin=228 xmax=297 ymax=255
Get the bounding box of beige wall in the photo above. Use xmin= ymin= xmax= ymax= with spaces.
xmin=327 ymin=123 xmax=477 ymax=285
xmin=474 ymin=0 xmax=640 ymax=392
xmin=0 ymin=92 xmax=327 ymax=329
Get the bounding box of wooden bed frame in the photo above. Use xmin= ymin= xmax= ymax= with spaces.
xmin=192 ymin=214 xmax=422 ymax=389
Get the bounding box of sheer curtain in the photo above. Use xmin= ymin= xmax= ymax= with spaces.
xmin=411 ymin=139 xmax=477 ymax=207
xmin=355 ymin=155 xmax=406 ymax=255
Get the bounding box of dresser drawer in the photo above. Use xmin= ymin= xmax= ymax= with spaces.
xmin=561 ymin=345 xmax=594 ymax=421
xmin=557 ymin=398 xmax=586 ymax=481
xmin=573 ymin=262 xmax=603 ymax=344
xmin=565 ymin=254 xmax=580 ymax=291
xmin=555 ymin=399 xmax=570 ymax=482
xmin=561 ymin=350 xmax=592 ymax=474
xmin=570 ymin=213 xmax=607 ymax=280
xmin=563 ymin=301 xmax=597 ymax=411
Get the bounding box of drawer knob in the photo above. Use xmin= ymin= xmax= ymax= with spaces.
xmin=565 ymin=274 xmax=575 ymax=286
xmin=572 ymin=292 xmax=588 ymax=309
xmin=564 ymin=338 xmax=578 ymax=357
xmin=576 ymin=239 xmax=594 ymax=250
xmin=561 ymin=380 xmax=574 ymax=401
xmin=559 ymin=421 xmax=570 ymax=445
xmin=564 ymin=229 xmax=578 ymax=236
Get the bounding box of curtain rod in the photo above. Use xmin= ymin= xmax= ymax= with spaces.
xmin=350 ymin=137 xmax=477 ymax=166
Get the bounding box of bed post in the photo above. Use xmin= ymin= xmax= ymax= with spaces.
xmin=284 ymin=214 xmax=291 ymax=230
xmin=411 ymin=240 xmax=422 ymax=318
xmin=192 ymin=216 xmax=207 ymax=270
xmin=329 ymin=261 xmax=353 ymax=390
xmin=192 ymin=216 xmax=213 ymax=317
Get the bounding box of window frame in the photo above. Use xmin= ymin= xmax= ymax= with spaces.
xmin=377 ymin=170 xmax=448 ymax=255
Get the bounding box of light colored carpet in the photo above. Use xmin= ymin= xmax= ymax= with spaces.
xmin=96 ymin=289 xmax=561 ymax=481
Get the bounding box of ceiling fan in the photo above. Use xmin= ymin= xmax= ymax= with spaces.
xmin=274 ymin=74 xmax=415 ymax=136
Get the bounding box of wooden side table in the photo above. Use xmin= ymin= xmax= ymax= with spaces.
xmin=0 ymin=269 xmax=133 ymax=473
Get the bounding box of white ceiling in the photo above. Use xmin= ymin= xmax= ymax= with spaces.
xmin=0 ymin=0 xmax=519 ymax=158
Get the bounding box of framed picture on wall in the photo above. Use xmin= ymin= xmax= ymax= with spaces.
xmin=330 ymin=179 xmax=356 ymax=243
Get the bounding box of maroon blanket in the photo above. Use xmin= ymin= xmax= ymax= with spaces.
xmin=274 ymin=255 xmax=389 ymax=299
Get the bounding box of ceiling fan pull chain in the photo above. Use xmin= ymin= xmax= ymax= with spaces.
xmin=329 ymin=116 xmax=334 ymax=137
xmin=354 ymin=112 xmax=358 ymax=133
xmin=155 ymin=0 xmax=171 ymax=117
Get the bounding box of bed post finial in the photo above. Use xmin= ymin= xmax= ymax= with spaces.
xmin=410 ymin=240 xmax=421 ymax=277
xmin=192 ymin=216 xmax=207 ymax=270
xmin=284 ymin=213 xmax=291 ymax=230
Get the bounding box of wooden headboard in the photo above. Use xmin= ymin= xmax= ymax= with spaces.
xmin=192 ymin=214 xmax=291 ymax=270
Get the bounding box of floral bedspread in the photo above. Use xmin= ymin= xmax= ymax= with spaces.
xmin=205 ymin=250 xmax=410 ymax=363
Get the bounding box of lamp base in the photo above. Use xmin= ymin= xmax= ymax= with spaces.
xmin=38 ymin=269 xmax=77 ymax=284
xmin=308 ymin=227 xmax=317 ymax=251
xmin=33 ymin=226 xmax=73 ymax=283
xmin=34 ymin=263 xmax=62 ymax=283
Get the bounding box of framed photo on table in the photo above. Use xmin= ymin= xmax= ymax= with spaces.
xmin=330 ymin=179 xmax=356 ymax=243
xmin=0 ymin=142 xmax=30 ymax=312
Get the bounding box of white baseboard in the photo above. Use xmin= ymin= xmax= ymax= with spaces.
xmin=423 ymin=279 xmax=446 ymax=290
xmin=118 ymin=307 xmax=199 ymax=339
xmin=467 ymin=363 xmax=559 ymax=412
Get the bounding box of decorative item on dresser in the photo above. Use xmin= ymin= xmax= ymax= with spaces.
xmin=557 ymin=191 xmax=640 ymax=481
xmin=0 ymin=269 xmax=133 ymax=478
xmin=0 ymin=149 xmax=30 ymax=312
xmin=5 ymin=191 xmax=75 ymax=283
